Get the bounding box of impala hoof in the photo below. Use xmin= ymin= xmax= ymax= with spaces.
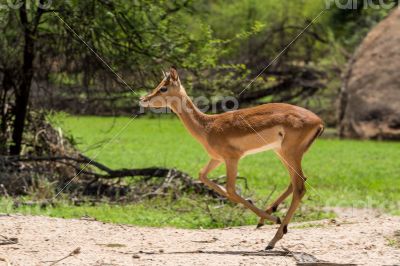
xmin=265 ymin=245 xmax=274 ymax=250
xmin=256 ymin=223 xmax=264 ymax=229
xmin=246 ymin=198 xmax=254 ymax=205
xmin=276 ymin=217 xmax=282 ymax=224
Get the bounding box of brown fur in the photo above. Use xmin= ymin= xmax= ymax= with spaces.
xmin=207 ymin=103 xmax=321 ymax=134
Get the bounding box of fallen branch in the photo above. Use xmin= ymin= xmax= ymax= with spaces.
xmin=4 ymin=155 xmax=171 ymax=178
xmin=1 ymin=155 xmax=250 ymax=202
xmin=0 ymin=235 xmax=18 ymax=245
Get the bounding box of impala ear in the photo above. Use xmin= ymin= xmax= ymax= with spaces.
xmin=169 ymin=66 xmax=179 ymax=81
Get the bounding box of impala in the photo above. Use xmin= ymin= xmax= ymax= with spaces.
xmin=140 ymin=67 xmax=324 ymax=249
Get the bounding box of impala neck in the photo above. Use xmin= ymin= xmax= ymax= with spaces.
xmin=169 ymin=90 xmax=209 ymax=141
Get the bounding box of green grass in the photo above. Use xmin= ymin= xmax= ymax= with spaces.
xmin=2 ymin=114 xmax=399 ymax=228
xmin=0 ymin=195 xmax=334 ymax=229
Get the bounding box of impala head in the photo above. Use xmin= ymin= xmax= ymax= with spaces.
xmin=140 ymin=66 xmax=184 ymax=108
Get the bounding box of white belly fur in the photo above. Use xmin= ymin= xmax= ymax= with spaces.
xmin=242 ymin=140 xmax=281 ymax=156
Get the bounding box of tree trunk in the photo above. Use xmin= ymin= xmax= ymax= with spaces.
xmin=10 ymin=1 xmax=38 ymax=155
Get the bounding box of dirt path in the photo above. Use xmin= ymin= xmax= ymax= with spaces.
xmin=1 ymin=212 xmax=399 ymax=266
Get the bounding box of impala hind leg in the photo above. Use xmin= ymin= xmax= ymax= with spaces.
xmin=257 ymin=184 xmax=292 ymax=228
xmin=266 ymin=153 xmax=306 ymax=249
xmin=225 ymin=159 xmax=280 ymax=224
xmin=266 ymin=184 xmax=293 ymax=214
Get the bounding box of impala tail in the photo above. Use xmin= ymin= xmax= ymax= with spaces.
xmin=304 ymin=123 xmax=324 ymax=153
xmin=317 ymin=124 xmax=325 ymax=137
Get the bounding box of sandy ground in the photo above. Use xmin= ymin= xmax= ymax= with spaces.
xmin=1 ymin=211 xmax=400 ymax=266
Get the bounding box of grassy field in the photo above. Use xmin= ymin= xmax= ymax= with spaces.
xmin=2 ymin=114 xmax=400 ymax=228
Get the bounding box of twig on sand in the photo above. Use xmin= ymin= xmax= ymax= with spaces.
xmin=0 ymin=235 xmax=18 ymax=245
xmin=0 ymin=257 xmax=11 ymax=266
xmin=46 ymin=247 xmax=81 ymax=266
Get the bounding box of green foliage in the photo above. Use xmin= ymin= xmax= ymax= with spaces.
xmin=329 ymin=3 xmax=394 ymax=49
xmin=2 ymin=0 xmax=396 ymax=123
xmin=0 ymin=0 xmax=220 ymax=92
xmin=205 ymin=0 xmax=327 ymax=61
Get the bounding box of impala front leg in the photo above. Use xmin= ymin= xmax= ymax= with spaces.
xmin=225 ymin=159 xmax=280 ymax=224
xmin=199 ymin=159 xmax=229 ymax=198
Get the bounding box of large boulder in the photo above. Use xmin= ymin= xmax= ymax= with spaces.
xmin=339 ymin=9 xmax=400 ymax=140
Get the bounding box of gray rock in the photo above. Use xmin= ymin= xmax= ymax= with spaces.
xmin=339 ymin=9 xmax=400 ymax=140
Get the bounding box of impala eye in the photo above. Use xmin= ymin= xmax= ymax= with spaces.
xmin=160 ymin=87 xmax=168 ymax=93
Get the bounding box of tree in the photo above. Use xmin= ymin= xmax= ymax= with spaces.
xmin=0 ymin=0 xmax=217 ymax=155
xmin=10 ymin=0 xmax=47 ymax=155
